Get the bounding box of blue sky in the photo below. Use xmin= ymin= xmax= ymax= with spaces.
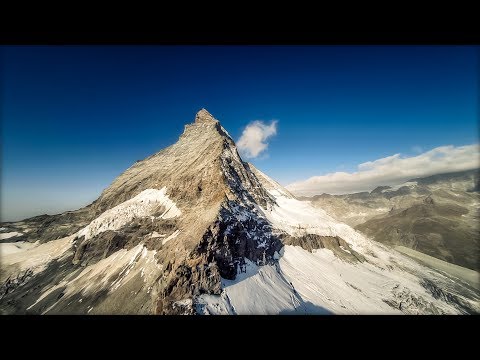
xmin=1 ymin=46 xmax=478 ymax=220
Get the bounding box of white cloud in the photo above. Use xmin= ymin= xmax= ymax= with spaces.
xmin=237 ymin=120 xmax=278 ymax=159
xmin=286 ymin=144 xmax=480 ymax=196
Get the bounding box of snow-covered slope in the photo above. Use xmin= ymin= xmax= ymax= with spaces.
xmin=199 ymin=165 xmax=480 ymax=314
xmin=261 ymin=189 xmax=368 ymax=250
xmin=77 ymin=187 xmax=181 ymax=240
xmin=201 ymin=242 xmax=476 ymax=314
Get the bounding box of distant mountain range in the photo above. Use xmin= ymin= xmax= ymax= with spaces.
xmin=299 ymin=169 xmax=479 ymax=271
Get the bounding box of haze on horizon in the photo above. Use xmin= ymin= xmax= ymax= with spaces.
xmin=1 ymin=45 xmax=478 ymax=221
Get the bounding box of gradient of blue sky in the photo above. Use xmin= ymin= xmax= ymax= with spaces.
xmin=1 ymin=46 xmax=478 ymax=220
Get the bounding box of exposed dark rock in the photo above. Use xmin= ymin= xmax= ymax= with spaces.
xmin=0 ymin=269 xmax=34 ymax=299
xmin=72 ymin=217 xmax=179 ymax=267
xmin=423 ymin=195 xmax=435 ymax=205
xmin=421 ymin=278 xmax=477 ymax=314
xmin=2 ymin=207 xmax=94 ymax=244
xmin=370 ymin=186 xmax=391 ymax=194
xmin=282 ymin=233 xmax=365 ymax=263
xmin=157 ymin=201 xmax=283 ymax=314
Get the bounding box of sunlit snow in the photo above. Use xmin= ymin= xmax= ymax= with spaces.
xmin=78 ymin=187 xmax=181 ymax=240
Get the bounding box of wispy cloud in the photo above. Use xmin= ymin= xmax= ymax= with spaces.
xmin=286 ymin=144 xmax=480 ymax=196
xmin=237 ymin=120 xmax=278 ymax=159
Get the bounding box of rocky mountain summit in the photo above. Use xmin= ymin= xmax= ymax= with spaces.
xmin=1 ymin=110 xmax=479 ymax=314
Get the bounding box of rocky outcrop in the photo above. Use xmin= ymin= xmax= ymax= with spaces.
xmin=282 ymin=234 xmax=365 ymax=262
xmin=2 ymin=207 xmax=94 ymax=244
xmin=421 ymin=278 xmax=477 ymax=314
xmin=0 ymin=269 xmax=34 ymax=300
